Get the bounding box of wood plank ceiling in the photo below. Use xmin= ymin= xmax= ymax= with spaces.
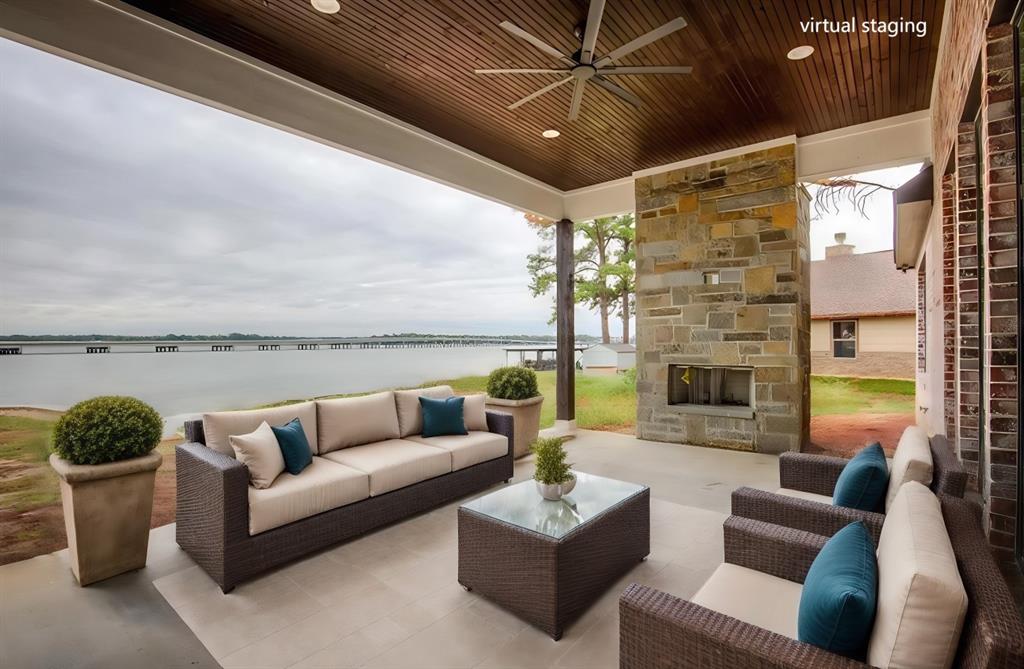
xmin=122 ymin=0 xmax=945 ymax=190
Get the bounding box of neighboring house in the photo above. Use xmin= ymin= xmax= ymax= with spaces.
xmin=580 ymin=343 xmax=635 ymax=371
xmin=810 ymin=235 xmax=916 ymax=379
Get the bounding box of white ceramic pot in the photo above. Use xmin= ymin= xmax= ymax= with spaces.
xmin=535 ymin=473 xmax=576 ymax=501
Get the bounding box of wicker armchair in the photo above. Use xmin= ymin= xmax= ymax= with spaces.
xmin=619 ymin=496 xmax=1024 ymax=669
xmin=731 ymin=434 xmax=966 ymax=544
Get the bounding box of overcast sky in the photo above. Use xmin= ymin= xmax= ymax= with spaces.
xmin=1 ymin=38 xmax=909 ymax=337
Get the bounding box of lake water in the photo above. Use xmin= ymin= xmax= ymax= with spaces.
xmin=0 ymin=348 xmax=508 ymax=428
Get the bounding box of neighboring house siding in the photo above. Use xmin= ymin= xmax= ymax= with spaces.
xmin=810 ymin=316 xmax=916 ymax=379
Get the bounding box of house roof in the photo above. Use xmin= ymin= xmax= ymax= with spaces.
xmin=811 ymin=250 xmax=917 ymax=319
xmin=588 ymin=343 xmax=636 ymax=353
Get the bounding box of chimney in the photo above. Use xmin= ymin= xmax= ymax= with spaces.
xmin=826 ymin=232 xmax=855 ymax=258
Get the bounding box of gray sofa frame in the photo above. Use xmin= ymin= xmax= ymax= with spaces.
xmin=176 ymin=411 xmax=513 ymax=592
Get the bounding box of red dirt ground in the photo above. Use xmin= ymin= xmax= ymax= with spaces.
xmin=807 ymin=413 xmax=913 ymax=458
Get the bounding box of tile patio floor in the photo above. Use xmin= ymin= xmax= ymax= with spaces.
xmin=1 ymin=430 xmax=781 ymax=668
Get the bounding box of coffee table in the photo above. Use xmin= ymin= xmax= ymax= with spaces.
xmin=457 ymin=472 xmax=650 ymax=639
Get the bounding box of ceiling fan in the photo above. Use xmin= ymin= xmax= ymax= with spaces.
xmin=474 ymin=0 xmax=691 ymax=122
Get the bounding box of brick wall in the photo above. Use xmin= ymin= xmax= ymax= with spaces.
xmin=982 ymin=23 xmax=1019 ymax=555
xmin=957 ymin=120 xmax=982 ymax=490
xmin=942 ymin=170 xmax=959 ymax=440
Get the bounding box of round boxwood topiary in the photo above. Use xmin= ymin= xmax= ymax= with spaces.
xmin=52 ymin=396 xmax=163 ymax=466
xmin=486 ymin=366 xmax=539 ymax=401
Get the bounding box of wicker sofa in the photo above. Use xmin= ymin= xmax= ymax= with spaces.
xmin=175 ymin=386 xmax=514 ymax=592
xmin=620 ymin=494 xmax=1024 ymax=669
xmin=731 ymin=431 xmax=966 ymax=543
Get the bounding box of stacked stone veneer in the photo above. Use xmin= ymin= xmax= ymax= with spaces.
xmin=634 ymin=144 xmax=810 ymax=453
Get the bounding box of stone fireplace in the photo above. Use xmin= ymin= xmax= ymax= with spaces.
xmin=634 ymin=143 xmax=810 ymax=453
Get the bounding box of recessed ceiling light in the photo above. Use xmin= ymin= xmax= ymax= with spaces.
xmin=541 ymin=129 xmax=560 ymax=139
xmin=787 ymin=45 xmax=814 ymax=61
xmin=311 ymin=0 xmax=340 ymax=14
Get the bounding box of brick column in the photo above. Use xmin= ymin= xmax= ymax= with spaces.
xmin=941 ymin=169 xmax=958 ymax=441
xmin=982 ymin=23 xmax=1019 ymax=555
xmin=956 ymin=121 xmax=981 ymax=490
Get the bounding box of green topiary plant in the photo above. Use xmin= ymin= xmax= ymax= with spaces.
xmin=52 ymin=396 xmax=163 ymax=465
xmin=532 ymin=437 xmax=572 ymax=485
xmin=486 ymin=366 xmax=539 ymax=400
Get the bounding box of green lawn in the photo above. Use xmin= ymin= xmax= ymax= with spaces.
xmin=809 ymin=375 xmax=915 ymax=417
xmin=0 ymin=415 xmax=61 ymax=512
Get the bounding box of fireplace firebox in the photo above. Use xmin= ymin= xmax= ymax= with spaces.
xmin=668 ymin=365 xmax=753 ymax=409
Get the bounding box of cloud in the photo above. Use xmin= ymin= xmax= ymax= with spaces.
xmin=0 ymin=38 xmax=600 ymax=336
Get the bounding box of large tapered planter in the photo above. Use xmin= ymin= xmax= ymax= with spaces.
xmin=49 ymin=451 xmax=162 ymax=586
xmin=485 ymin=395 xmax=543 ymax=459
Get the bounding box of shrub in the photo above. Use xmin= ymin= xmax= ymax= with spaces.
xmin=52 ymin=396 xmax=162 ymax=465
xmin=486 ymin=366 xmax=539 ymax=400
xmin=532 ymin=436 xmax=572 ymax=485
xmin=622 ymin=367 xmax=637 ymax=389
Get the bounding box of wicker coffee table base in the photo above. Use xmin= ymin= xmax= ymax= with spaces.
xmin=458 ymin=488 xmax=650 ymax=640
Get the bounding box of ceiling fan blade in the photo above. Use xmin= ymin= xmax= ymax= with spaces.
xmin=474 ymin=68 xmax=569 ymax=74
xmin=579 ymin=0 xmax=607 ymax=65
xmin=594 ymin=17 xmax=687 ymax=67
xmin=508 ymin=76 xmax=573 ymax=110
xmin=567 ymin=79 xmax=586 ymax=121
xmin=591 ymin=76 xmax=642 ymax=108
xmin=598 ymin=66 xmax=693 ymax=75
xmin=498 ymin=21 xmax=575 ymax=66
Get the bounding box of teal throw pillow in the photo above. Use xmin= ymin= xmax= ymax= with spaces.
xmin=798 ymin=521 xmax=878 ymax=658
xmin=832 ymin=442 xmax=888 ymax=511
xmin=271 ymin=418 xmax=312 ymax=475
xmin=420 ymin=396 xmax=467 ymax=438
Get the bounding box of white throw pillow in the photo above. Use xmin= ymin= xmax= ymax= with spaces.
xmin=868 ymin=481 xmax=967 ymax=669
xmin=884 ymin=425 xmax=933 ymax=511
xmin=229 ymin=421 xmax=285 ymax=490
xmin=394 ymin=385 xmax=454 ymax=436
xmin=462 ymin=394 xmax=489 ymax=432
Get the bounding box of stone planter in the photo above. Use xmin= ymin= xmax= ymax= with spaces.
xmin=49 ymin=451 xmax=162 ymax=586
xmin=485 ymin=395 xmax=544 ymax=458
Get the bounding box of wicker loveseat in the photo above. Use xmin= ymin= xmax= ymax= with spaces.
xmin=176 ymin=386 xmax=513 ymax=592
xmin=620 ymin=494 xmax=1024 ymax=669
xmin=731 ymin=431 xmax=966 ymax=543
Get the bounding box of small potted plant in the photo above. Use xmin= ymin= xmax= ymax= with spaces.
xmin=532 ymin=437 xmax=575 ymax=501
xmin=485 ymin=366 xmax=543 ymax=458
xmin=49 ymin=395 xmax=163 ymax=586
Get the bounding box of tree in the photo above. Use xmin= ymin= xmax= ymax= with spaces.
xmin=525 ymin=214 xmax=635 ymax=344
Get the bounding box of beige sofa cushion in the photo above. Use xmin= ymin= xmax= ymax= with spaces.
xmin=775 ymin=487 xmax=833 ymax=505
xmin=203 ymin=402 xmax=318 ymax=457
xmin=229 ymin=421 xmax=285 ymax=489
xmin=316 ymin=392 xmax=400 ymax=454
xmin=394 ymin=386 xmax=454 ymax=437
xmin=692 ymin=563 xmax=802 ymax=640
xmin=867 ymin=481 xmax=967 ymax=669
xmin=462 ymin=394 xmax=489 ymax=432
xmin=247 ymin=457 xmax=369 ymax=535
xmin=406 ymin=431 xmax=507 ymax=470
xmin=884 ymin=426 xmax=933 ymax=511
xmin=322 ymin=439 xmax=451 ymax=496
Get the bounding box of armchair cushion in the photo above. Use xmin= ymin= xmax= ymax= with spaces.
xmin=692 ymin=562 xmax=802 ymax=639
xmin=798 ymin=521 xmax=877 ymax=657
xmin=406 ymin=431 xmax=508 ymax=470
xmin=868 ymin=482 xmax=967 ymax=669
xmin=832 ymin=443 xmax=888 ymax=511
xmin=248 ymin=457 xmax=368 ymax=535
xmin=884 ymin=426 xmax=932 ymax=511
xmin=322 ymin=439 xmax=451 ymax=496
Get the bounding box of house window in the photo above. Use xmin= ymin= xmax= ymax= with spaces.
xmin=832 ymin=320 xmax=857 ymax=358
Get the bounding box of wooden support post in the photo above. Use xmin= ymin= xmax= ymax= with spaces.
xmin=556 ymin=218 xmax=575 ymax=422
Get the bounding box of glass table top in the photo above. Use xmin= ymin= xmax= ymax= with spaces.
xmin=460 ymin=472 xmax=647 ymax=539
